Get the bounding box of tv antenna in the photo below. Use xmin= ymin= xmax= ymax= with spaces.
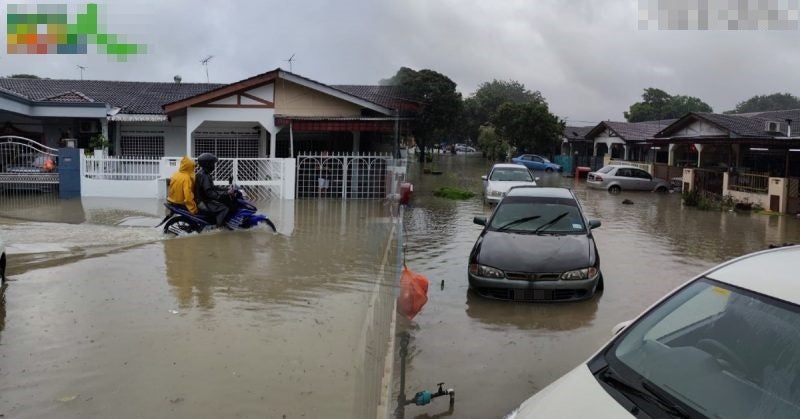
xmin=200 ymin=55 xmax=214 ymax=83
xmin=284 ymin=54 xmax=296 ymax=72
xmin=76 ymin=65 xmax=87 ymax=80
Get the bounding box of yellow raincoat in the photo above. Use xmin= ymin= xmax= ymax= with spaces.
xmin=167 ymin=156 xmax=197 ymax=214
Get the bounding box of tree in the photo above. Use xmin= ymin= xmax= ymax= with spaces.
xmin=624 ymin=88 xmax=712 ymax=122
xmin=491 ymin=102 xmax=564 ymax=156
xmin=726 ymin=93 xmax=800 ymax=114
xmin=8 ymin=74 xmax=40 ymax=79
xmin=477 ymin=124 xmax=508 ymax=161
xmin=383 ymin=67 xmax=463 ymax=162
xmin=464 ymin=80 xmax=545 ymax=142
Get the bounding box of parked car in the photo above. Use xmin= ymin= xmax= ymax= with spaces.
xmin=482 ymin=163 xmax=538 ymax=205
xmin=1 ymin=235 xmax=6 ymax=286
xmin=587 ymin=164 xmax=670 ymax=193
xmin=507 ymin=245 xmax=800 ymax=419
xmin=469 ymin=186 xmax=602 ymax=302
xmin=511 ymin=154 xmax=562 ymax=172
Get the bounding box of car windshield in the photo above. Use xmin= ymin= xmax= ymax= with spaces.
xmin=607 ymin=278 xmax=800 ymax=418
xmin=597 ymin=166 xmax=614 ymax=174
xmin=488 ymin=197 xmax=585 ymax=233
xmin=489 ymin=168 xmax=533 ymax=182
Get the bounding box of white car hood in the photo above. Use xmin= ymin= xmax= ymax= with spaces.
xmin=506 ymin=365 xmax=631 ymax=419
xmin=487 ymin=181 xmax=535 ymax=193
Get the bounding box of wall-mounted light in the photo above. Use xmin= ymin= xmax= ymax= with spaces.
xmin=750 ymin=147 xmax=769 ymax=151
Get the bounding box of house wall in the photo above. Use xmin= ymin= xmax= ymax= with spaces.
xmin=274 ymin=79 xmax=362 ymax=117
xmin=672 ymin=120 xmax=727 ymax=137
xmin=592 ymin=129 xmax=625 ymax=156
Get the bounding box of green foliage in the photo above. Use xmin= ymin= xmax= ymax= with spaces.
xmin=726 ymin=93 xmax=800 ymax=114
xmin=433 ymin=187 xmax=475 ymax=200
xmin=89 ymin=134 xmax=110 ymax=150
xmin=477 ymin=125 xmax=509 ymax=161
xmin=491 ymin=102 xmax=564 ymax=156
xmin=383 ymin=67 xmax=463 ymax=161
xmin=624 ymin=88 xmax=713 ymax=122
xmin=464 ymin=80 xmax=545 ymax=143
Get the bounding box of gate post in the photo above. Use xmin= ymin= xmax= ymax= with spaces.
xmin=58 ymin=148 xmax=82 ymax=199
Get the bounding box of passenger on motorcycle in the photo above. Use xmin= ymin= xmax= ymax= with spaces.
xmin=194 ymin=153 xmax=235 ymax=228
xmin=166 ymin=156 xmax=198 ymax=214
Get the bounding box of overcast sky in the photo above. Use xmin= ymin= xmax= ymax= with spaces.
xmin=3 ymin=0 xmax=800 ymax=125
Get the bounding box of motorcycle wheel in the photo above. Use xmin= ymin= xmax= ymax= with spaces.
xmin=164 ymin=217 xmax=198 ymax=236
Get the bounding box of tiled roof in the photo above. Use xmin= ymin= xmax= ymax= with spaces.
xmin=563 ymin=125 xmax=594 ymax=140
xmin=657 ymin=109 xmax=800 ymax=138
xmin=0 ymin=78 xmax=223 ymax=114
xmin=332 ymin=85 xmax=415 ymax=110
xmin=601 ymin=120 xmax=677 ymax=142
xmin=41 ymin=91 xmax=95 ymax=103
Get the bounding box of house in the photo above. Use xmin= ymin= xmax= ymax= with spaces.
xmin=582 ymin=119 xmax=676 ymax=162
xmin=0 ymin=68 xmax=417 ymax=158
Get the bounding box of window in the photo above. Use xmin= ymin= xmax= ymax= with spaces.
xmin=119 ymin=131 xmax=165 ymax=157
xmin=194 ymin=130 xmax=260 ymax=158
xmin=632 ymin=169 xmax=651 ymax=179
xmin=615 ymin=168 xmax=632 ymax=177
xmin=490 ymin=168 xmax=533 ymax=182
xmin=532 ymin=156 xmax=544 ymax=163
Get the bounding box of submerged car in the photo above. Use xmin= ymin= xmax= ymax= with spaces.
xmin=469 ymin=186 xmax=602 ymax=302
xmin=587 ymin=164 xmax=670 ymax=193
xmin=482 ymin=163 xmax=538 ymax=205
xmin=511 ymin=154 xmax=562 ymax=172
xmin=508 ymin=245 xmax=800 ymax=419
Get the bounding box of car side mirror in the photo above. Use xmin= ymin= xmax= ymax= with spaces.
xmin=588 ymin=219 xmax=601 ymax=229
xmin=481 ymin=175 xmax=487 ymax=181
xmin=473 ymin=216 xmax=487 ymax=226
xmin=612 ymin=320 xmax=632 ymax=336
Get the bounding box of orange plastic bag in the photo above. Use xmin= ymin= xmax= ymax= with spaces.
xmin=398 ymin=265 xmax=429 ymax=320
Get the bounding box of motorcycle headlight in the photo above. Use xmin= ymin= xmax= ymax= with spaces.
xmin=561 ymin=267 xmax=599 ymax=280
xmin=469 ymin=264 xmax=505 ymax=279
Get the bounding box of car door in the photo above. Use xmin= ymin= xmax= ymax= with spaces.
xmin=613 ymin=168 xmax=634 ymax=189
xmin=631 ymin=169 xmax=654 ymax=190
xmin=530 ymin=155 xmax=545 ymax=171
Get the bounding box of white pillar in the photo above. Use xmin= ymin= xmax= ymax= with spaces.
xmin=289 ymin=122 xmax=295 ymax=158
xmin=258 ymin=127 xmax=267 ymax=157
xmin=268 ymin=130 xmax=276 ymax=158
xmin=695 ymin=144 xmax=704 ymax=167
xmin=668 ymin=143 xmax=676 ymax=166
xmin=623 ymin=145 xmax=629 ymax=161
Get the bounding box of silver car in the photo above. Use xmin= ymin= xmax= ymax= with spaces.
xmin=587 ymin=165 xmax=670 ymax=193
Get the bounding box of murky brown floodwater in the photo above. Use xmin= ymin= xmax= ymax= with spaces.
xmin=394 ymin=154 xmax=800 ymax=418
xmin=2 ymin=155 xmax=799 ymax=419
xmin=0 ymin=199 xmax=399 ymax=419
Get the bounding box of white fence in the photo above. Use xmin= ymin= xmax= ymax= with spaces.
xmin=82 ymin=154 xmax=295 ymax=200
xmin=296 ymin=152 xmax=400 ymax=199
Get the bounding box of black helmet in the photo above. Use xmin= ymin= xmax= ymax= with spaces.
xmin=197 ymin=153 xmax=218 ymax=173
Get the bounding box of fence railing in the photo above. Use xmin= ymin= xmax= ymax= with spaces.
xmin=296 ymin=152 xmax=397 ymax=199
xmin=608 ymin=158 xmax=653 ymax=174
xmin=84 ymin=155 xmax=161 ymax=180
xmin=728 ymin=171 xmax=769 ymax=194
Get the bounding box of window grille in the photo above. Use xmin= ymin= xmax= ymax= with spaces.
xmin=194 ymin=130 xmax=260 ymax=158
xmin=119 ymin=134 xmax=165 ymax=157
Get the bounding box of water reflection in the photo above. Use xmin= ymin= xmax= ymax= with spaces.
xmin=464 ymin=290 xmax=600 ymax=332
xmin=163 ymin=235 xmax=217 ymax=310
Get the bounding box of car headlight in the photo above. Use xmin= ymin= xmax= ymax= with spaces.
xmin=489 ymin=190 xmax=503 ymax=197
xmin=560 ymin=267 xmax=599 ymax=280
xmin=469 ymin=264 xmax=505 ymax=279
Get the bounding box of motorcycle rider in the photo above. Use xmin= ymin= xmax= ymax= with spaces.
xmin=166 ymin=155 xmax=198 ymax=214
xmin=194 ymin=153 xmax=234 ymax=228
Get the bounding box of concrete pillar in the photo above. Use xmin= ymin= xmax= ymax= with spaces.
xmin=695 ymin=144 xmax=704 ymax=167
xmin=352 ymin=131 xmax=361 ymax=153
xmin=731 ymin=144 xmax=741 ymax=168
xmin=666 ymin=145 xmax=673 ymax=165
xmin=267 ymin=126 xmax=283 ymax=158
xmin=593 ymin=142 xmax=599 ymax=157
xmin=258 ymin=127 xmax=267 ymax=157
xmin=623 ymin=145 xmax=629 ymax=161
xmin=58 ymin=147 xmax=82 ymax=198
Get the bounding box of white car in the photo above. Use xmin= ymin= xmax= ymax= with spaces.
xmin=482 ymin=163 xmax=538 ymax=204
xmin=1 ymin=235 xmax=5 ymax=285
xmin=508 ymin=245 xmax=800 ymax=419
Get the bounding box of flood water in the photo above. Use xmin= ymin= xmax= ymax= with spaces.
xmin=1 ymin=155 xmax=799 ymax=419
xmin=394 ymin=154 xmax=800 ymax=418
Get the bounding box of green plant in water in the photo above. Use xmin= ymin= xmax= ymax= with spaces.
xmin=433 ymin=187 xmax=475 ymax=200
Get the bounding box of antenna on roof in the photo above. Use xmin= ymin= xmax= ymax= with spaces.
xmin=284 ymin=54 xmax=296 ymax=72
xmin=200 ymin=55 xmax=214 ymax=83
xmin=76 ymin=65 xmax=87 ymax=80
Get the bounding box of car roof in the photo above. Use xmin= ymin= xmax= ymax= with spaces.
xmin=705 ymin=245 xmax=800 ymax=305
xmin=492 ymin=163 xmax=528 ymax=170
xmin=601 ymin=165 xmax=643 ymax=170
xmin=506 ymin=186 xmax=575 ymax=199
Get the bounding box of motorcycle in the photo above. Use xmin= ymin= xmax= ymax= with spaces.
xmin=157 ymin=184 xmax=277 ymax=235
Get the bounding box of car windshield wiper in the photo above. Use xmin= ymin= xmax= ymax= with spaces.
xmin=496 ymin=215 xmax=540 ymax=231
xmin=598 ymin=368 xmax=690 ymax=418
xmin=533 ymin=212 xmax=569 ymax=234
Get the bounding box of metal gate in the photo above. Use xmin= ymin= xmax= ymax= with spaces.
xmin=296 ymin=153 xmax=391 ymax=199
xmin=0 ymin=135 xmax=59 ymax=199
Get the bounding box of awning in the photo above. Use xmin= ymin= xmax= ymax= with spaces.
xmin=109 ymin=114 xmax=169 ymax=122
xmin=275 ymin=116 xmax=410 ymax=132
